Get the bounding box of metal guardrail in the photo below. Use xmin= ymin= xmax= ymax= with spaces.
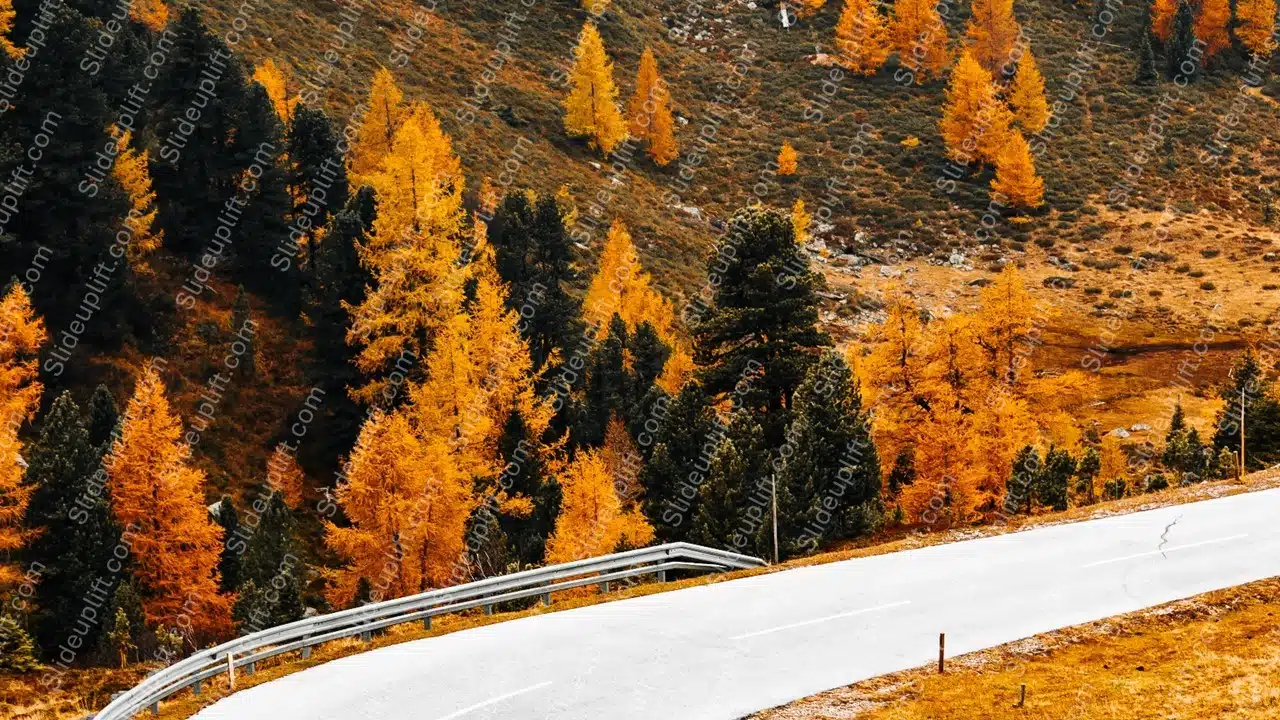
xmin=94 ymin=542 xmax=765 ymax=719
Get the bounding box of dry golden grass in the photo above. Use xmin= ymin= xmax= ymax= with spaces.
xmin=755 ymin=579 xmax=1280 ymax=720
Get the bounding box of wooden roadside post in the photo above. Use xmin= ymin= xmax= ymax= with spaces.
xmin=1017 ymin=683 xmax=1026 ymax=708
xmin=227 ymin=653 xmax=235 ymax=690
xmin=938 ymin=633 xmax=945 ymax=674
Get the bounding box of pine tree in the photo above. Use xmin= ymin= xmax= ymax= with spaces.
xmin=1193 ymin=0 xmax=1231 ymax=59
xmin=87 ymin=385 xmax=120 ymax=446
xmin=234 ymin=83 xmax=300 ymax=310
xmin=545 ymin=449 xmax=653 ymax=563
xmin=349 ymin=101 xmax=467 ymax=398
xmin=1213 ymin=351 xmax=1280 ymax=470
xmin=578 ymin=315 xmax=631 ymax=449
xmin=641 ymin=381 xmax=716 ymax=540
xmin=1008 ymin=48 xmax=1049 ymax=132
xmin=24 ymin=392 xmax=122 ymax=655
xmin=1007 ymin=445 xmax=1039 ymax=514
xmin=1151 ymin=0 xmax=1178 ymax=42
xmin=112 ymin=130 xmax=163 ymax=270
xmin=104 ymin=607 xmax=134 ymax=668
xmin=888 ymin=448 xmax=916 ymax=496
xmin=891 ymin=0 xmax=950 ymax=82
xmin=287 ymin=104 xmax=350 ymax=274
xmin=687 ymin=412 xmax=765 ymax=552
xmin=1235 ymin=0 xmax=1278 ymax=56
xmin=213 ymin=497 xmax=242 ymax=593
xmin=239 ymin=493 xmax=304 ymax=628
xmin=778 ymin=352 xmax=882 ymax=552
xmin=488 ymin=192 xmax=584 ymax=374
xmin=965 ymin=0 xmax=1021 ymax=73
xmin=1075 ymin=446 xmax=1101 ymax=504
xmin=563 ymin=22 xmax=628 ymax=155
xmin=1167 ymin=0 xmax=1197 ymax=80
xmin=939 ymin=50 xmax=999 ymax=163
xmin=107 ymin=368 xmax=230 ymax=637
xmin=1136 ymin=29 xmax=1159 ymax=85
xmin=693 ymin=206 xmax=830 ymax=442
xmin=0 ymin=285 xmax=43 ymax=588
xmin=1035 ymin=446 xmax=1076 ymax=511
xmin=835 ymin=0 xmax=891 ymax=75
xmin=777 ymin=141 xmax=799 ymax=176
xmin=791 ymin=199 xmax=812 ymax=245
xmin=252 ymin=59 xmax=294 ymax=123
xmin=351 ymin=67 xmax=406 ymax=180
xmin=990 ymin=130 xmax=1045 ymax=209
xmin=0 ymin=616 xmax=38 ymax=672
xmin=495 ymin=410 xmax=553 ymax=564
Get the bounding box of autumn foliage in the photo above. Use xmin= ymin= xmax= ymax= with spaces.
xmin=545 ymin=449 xmax=653 ymax=564
xmin=564 ymin=22 xmax=628 ymax=155
xmin=965 ymin=0 xmax=1021 ymax=73
xmin=1151 ymin=0 xmax=1178 ymax=42
xmin=113 ymin=130 xmax=164 ymax=267
xmin=1235 ymin=0 xmax=1278 ymax=56
xmin=1008 ymin=48 xmax=1049 ymax=133
xmin=252 ymin=59 xmax=295 ymax=122
xmin=0 ymin=285 xmax=44 ymax=588
xmin=940 ymin=51 xmax=1002 ymax=163
xmin=990 ymin=129 xmax=1044 ymax=209
xmin=351 ymin=67 xmax=407 ymax=181
xmin=107 ymin=369 xmax=230 ymax=637
xmin=1193 ymin=0 xmax=1232 ymax=59
xmin=835 ymin=0 xmax=891 ymax=76
xmin=626 ymin=47 xmax=678 ymax=166
xmin=891 ymin=0 xmax=950 ymax=82
xmin=777 ymin=141 xmax=798 ymax=175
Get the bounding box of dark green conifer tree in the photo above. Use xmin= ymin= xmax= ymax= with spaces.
xmin=214 ymin=497 xmax=243 ymax=593
xmin=1166 ymin=0 xmax=1197 ymax=81
xmin=495 ymin=410 xmax=553 ymax=564
xmin=691 ymin=206 xmax=830 ymax=443
xmin=1213 ymin=351 xmax=1280 ymax=470
xmin=1035 ymin=447 xmax=1076 ymax=512
xmin=1007 ymin=445 xmax=1039 ymax=514
xmin=688 ymin=411 xmax=768 ymax=554
xmin=238 ymin=493 xmax=305 ymax=629
xmin=778 ymin=352 xmax=882 ymax=554
xmin=286 ymin=104 xmax=349 ymax=275
xmin=887 ymin=448 xmax=916 ymax=498
xmin=235 ymin=84 xmax=298 ymax=310
xmin=641 ymin=381 xmax=717 ymax=541
xmin=577 ymin=314 xmax=630 ymax=449
xmin=230 ymin=286 xmax=255 ymax=377
xmin=86 ymin=385 xmax=119 ymax=447
xmin=23 ymin=393 xmax=122 ymax=655
xmin=1136 ymin=29 xmax=1159 ymax=85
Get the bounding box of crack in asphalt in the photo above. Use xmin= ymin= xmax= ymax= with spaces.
xmin=1159 ymin=515 xmax=1183 ymax=558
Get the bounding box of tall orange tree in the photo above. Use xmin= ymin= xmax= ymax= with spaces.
xmin=1008 ymin=48 xmax=1048 ymax=132
xmin=0 ymin=285 xmax=44 ymax=588
xmin=1193 ymin=0 xmax=1232 ymax=59
xmin=563 ymin=22 xmax=627 ymax=155
xmin=113 ymin=130 xmax=164 ymax=269
xmin=835 ymin=0 xmax=891 ymax=76
xmin=939 ymin=50 xmax=997 ymax=162
xmin=351 ymin=67 xmax=407 ymax=180
xmin=1235 ymin=0 xmax=1277 ymax=56
xmin=965 ymin=0 xmax=1021 ymax=73
xmin=990 ymin=130 xmax=1044 ymax=209
xmin=107 ymin=368 xmax=229 ymax=637
xmin=626 ymin=47 xmax=678 ymax=166
xmin=891 ymin=0 xmax=950 ymax=82
xmin=348 ymin=101 xmax=467 ymax=400
xmin=252 ymin=59 xmax=295 ymax=123
xmin=1151 ymin=0 xmax=1178 ymax=41
xmin=545 ymin=449 xmax=653 ymax=563
xmin=130 ymin=0 xmax=169 ymax=32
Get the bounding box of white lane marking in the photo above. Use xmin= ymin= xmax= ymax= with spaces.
xmin=433 ymin=681 xmax=553 ymax=720
xmin=731 ymin=601 xmax=912 ymax=640
xmin=1081 ymin=534 xmax=1249 ymax=569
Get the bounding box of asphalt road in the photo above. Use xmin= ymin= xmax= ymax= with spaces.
xmin=192 ymin=488 xmax=1280 ymax=720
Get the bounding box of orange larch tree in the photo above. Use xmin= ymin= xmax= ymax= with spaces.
xmin=113 ymin=130 xmax=164 ymax=269
xmin=107 ymin=368 xmax=229 ymax=637
xmin=777 ymin=141 xmax=798 ymax=175
xmin=348 ymin=101 xmax=467 ymax=399
xmin=0 ymin=285 xmax=44 ymax=588
xmin=351 ymin=67 xmax=407 ymax=181
xmin=1008 ymin=47 xmax=1049 ymax=133
xmin=835 ymin=0 xmax=891 ymax=76
xmin=544 ymin=449 xmax=653 ymax=563
xmin=563 ymin=22 xmax=628 ymax=155
xmin=975 ymin=95 xmax=1015 ymax=166
xmin=990 ymin=129 xmax=1044 ymax=209
xmin=626 ymin=47 xmax=678 ymax=166
xmin=1193 ymin=0 xmax=1232 ymax=59
xmin=939 ymin=50 xmax=997 ymax=163
xmin=891 ymin=0 xmax=950 ymax=82
xmin=252 ymin=59 xmax=295 ymax=123
xmin=130 ymin=0 xmax=169 ymax=32
xmin=791 ymin=199 xmax=812 ymax=245
xmin=1151 ymin=0 xmax=1178 ymax=42
xmin=1235 ymin=0 xmax=1277 ymax=56
xmin=965 ymin=0 xmax=1021 ymax=73
xmin=799 ymin=0 xmax=828 ymax=16
xmin=0 ymin=0 xmax=20 ymax=59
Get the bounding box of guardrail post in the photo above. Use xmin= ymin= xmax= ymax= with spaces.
xmin=423 ymin=616 xmax=431 ymax=631
xmin=301 ymin=645 xmax=311 ymax=660
xmin=657 ymin=569 xmax=667 ymax=582
xmin=192 ymin=678 xmax=202 ymax=696
xmin=938 ymin=633 xmax=946 ymax=674
xmin=484 ymin=604 xmax=493 ymax=616
xmin=599 ymin=579 xmax=610 ymax=592
xmin=150 ymin=701 xmax=159 ymax=715
xmin=360 ymin=630 xmax=372 ymax=642
xmin=227 ymin=652 xmax=236 ymax=690
xmin=245 ymin=661 xmax=256 ymax=676
xmin=540 ymin=592 xmax=551 ymax=607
